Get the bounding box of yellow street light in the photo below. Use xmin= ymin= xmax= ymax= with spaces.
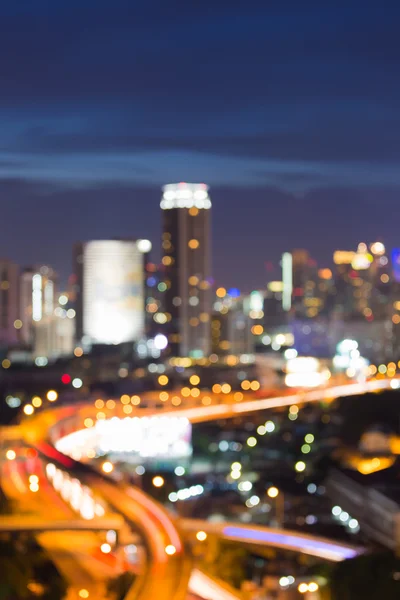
xmin=267 ymin=486 xmax=285 ymax=527
xmin=102 ymin=461 xmax=114 ymax=474
xmin=267 ymin=486 xmax=279 ymax=498
xmin=6 ymin=450 xmax=16 ymax=460
xmin=295 ymin=461 xmax=306 ymax=472
xmin=165 ymin=544 xmax=176 ymax=555
xmin=47 ymin=390 xmax=58 ymax=402
xmin=152 ymin=476 xmax=165 ymax=488
xmin=196 ymin=531 xmax=207 ymax=542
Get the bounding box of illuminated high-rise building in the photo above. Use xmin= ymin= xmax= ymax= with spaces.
xmin=282 ymin=250 xmax=319 ymax=317
xmin=74 ymin=239 xmax=149 ymax=346
xmin=281 ymin=253 xmax=293 ymax=312
xmin=20 ymin=265 xmax=59 ymax=357
xmin=0 ymin=259 xmax=19 ymax=347
xmin=333 ymin=242 xmax=391 ymax=321
xmin=161 ymin=183 xmax=212 ymax=357
xmin=392 ymin=248 xmax=400 ymax=283
xmin=19 ymin=267 xmax=35 ymax=346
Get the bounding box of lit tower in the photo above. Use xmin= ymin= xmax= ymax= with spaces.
xmin=20 ymin=265 xmax=58 ymax=356
xmin=0 ymin=259 xmax=19 ymax=347
xmin=74 ymin=239 xmax=149 ymax=346
xmin=161 ymin=183 xmax=212 ymax=357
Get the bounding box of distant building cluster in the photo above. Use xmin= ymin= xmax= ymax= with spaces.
xmin=0 ymin=260 xmax=74 ymax=364
xmin=0 ymin=184 xmax=399 ymax=369
xmin=275 ymin=242 xmax=399 ymax=361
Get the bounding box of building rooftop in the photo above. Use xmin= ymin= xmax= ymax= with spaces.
xmin=161 ymin=182 xmax=211 ymax=210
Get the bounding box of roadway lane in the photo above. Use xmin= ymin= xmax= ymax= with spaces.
xmin=164 ymin=377 xmax=395 ymax=423
xmin=29 ymin=441 xmax=191 ymax=600
xmin=2 ymin=451 xmax=237 ymax=600
xmin=2 ymin=376 xmax=386 ymax=600
xmin=188 ymin=570 xmax=242 ymax=600
xmin=0 ymin=515 xmax=123 ymax=531
xmin=1 ymin=454 xmax=122 ymax=600
xmin=12 ymin=378 xmax=395 ymax=452
xmin=83 ymin=478 xmax=192 ymax=600
xmin=180 ymin=519 xmax=362 ymax=562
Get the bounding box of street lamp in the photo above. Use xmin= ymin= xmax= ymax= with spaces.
xmin=152 ymin=476 xmax=165 ymax=488
xmin=267 ymin=486 xmax=284 ymax=528
xmin=102 ymin=461 xmax=114 ymax=474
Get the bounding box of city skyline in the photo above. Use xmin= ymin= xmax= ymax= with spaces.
xmin=2 ymin=4 xmax=400 ymax=599
xmin=1 ymin=1 xmax=400 ymax=289
xmin=0 ymin=183 xmax=396 ymax=292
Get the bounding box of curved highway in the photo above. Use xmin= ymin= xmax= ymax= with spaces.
xmin=33 ymin=440 xmax=191 ymax=600
xmin=1 ymin=377 xmax=384 ymax=598
xmin=180 ymin=519 xmax=361 ymax=562
xmin=6 ymin=377 xmax=394 ymax=463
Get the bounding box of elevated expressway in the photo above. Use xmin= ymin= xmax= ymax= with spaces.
xmin=0 ymin=377 xmax=385 ymax=598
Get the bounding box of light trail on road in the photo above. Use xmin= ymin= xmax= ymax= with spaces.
xmin=180 ymin=519 xmax=361 ymax=562
xmin=1 ymin=376 xmax=390 ymax=599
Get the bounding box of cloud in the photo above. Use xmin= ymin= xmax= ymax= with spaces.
xmin=0 ymin=1 xmax=399 ymax=194
xmin=0 ymin=175 xmax=398 ymax=292
xmin=15 ymin=122 xmax=400 ymax=164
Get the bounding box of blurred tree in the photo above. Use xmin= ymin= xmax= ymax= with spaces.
xmin=338 ymin=392 xmax=400 ymax=444
xmin=0 ymin=540 xmax=32 ymax=599
xmin=201 ymin=535 xmax=248 ymax=589
xmin=330 ymin=551 xmax=400 ymax=600
xmin=0 ymin=538 xmax=67 ymax=600
xmin=31 ymin=545 xmax=67 ymax=600
xmin=107 ymin=572 xmax=135 ymax=600
xmin=0 ymin=488 xmax=11 ymax=514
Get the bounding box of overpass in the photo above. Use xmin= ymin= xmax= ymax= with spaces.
xmin=180 ymin=519 xmax=361 ymax=562
xmin=1 ymin=444 xmax=238 ymax=600
xmin=1 ymin=376 xmax=389 ymax=599
xmin=0 ymin=515 xmax=124 ymax=532
xmin=8 ymin=376 xmax=395 ymax=459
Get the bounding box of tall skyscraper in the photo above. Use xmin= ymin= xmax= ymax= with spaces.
xmin=20 ymin=265 xmax=57 ymax=350
xmin=161 ymin=183 xmax=212 ymax=357
xmin=20 ymin=267 xmax=35 ymax=346
xmin=74 ymin=239 xmax=148 ymax=346
xmin=0 ymin=259 xmax=19 ymax=347
xmin=282 ymin=250 xmax=321 ymax=318
xmin=281 ymin=252 xmax=293 ymax=312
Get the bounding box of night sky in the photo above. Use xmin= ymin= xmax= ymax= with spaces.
xmin=1 ymin=1 xmax=400 ymax=291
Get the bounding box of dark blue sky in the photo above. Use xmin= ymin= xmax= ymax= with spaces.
xmin=1 ymin=1 xmax=400 ymax=290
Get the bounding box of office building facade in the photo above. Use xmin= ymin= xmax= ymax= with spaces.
xmin=161 ymin=183 xmax=212 ymax=357
xmin=20 ymin=265 xmax=58 ymax=351
xmin=0 ymin=259 xmax=19 ymax=347
xmin=74 ymin=240 xmax=147 ymax=346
